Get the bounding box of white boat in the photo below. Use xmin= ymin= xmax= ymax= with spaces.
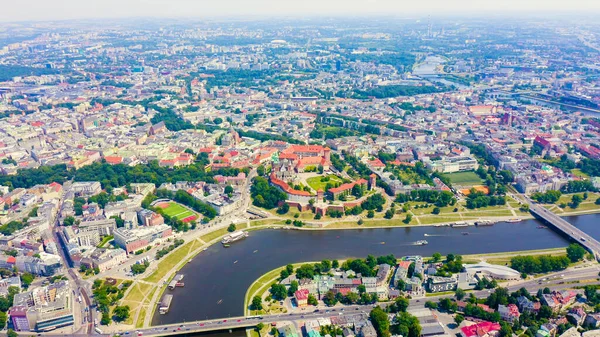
xmin=221 ymin=231 xmax=249 ymax=244
xmin=415 ymin=240 xmax=428 ymax=246
xmin=451 ymin=221 xmax=468 ymax=228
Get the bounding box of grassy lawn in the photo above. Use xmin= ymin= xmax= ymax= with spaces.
xmin=161 ymin=202 xmax=196 ymax=220
xmin=417 ymin=215 xmax=464 ymax=225
xmin=97 ymin=235 xmax=114 ymax=248
xmin=123 ymin=283 xmax=146 ymax=303
xmin=143 ymin=239 xmax=196 ymax=284
xmin=120 ymin=300 xmax=141 ymax=325
xmin=570 ymin=169 xmax=590 ymax=178
xmin=200 ymin=223 xmax=248 ymax=243
xmin=245 ymin=262 xmax=312 ymax=312
xmin=442 ymin=171 xmax=484 ymax=186
xmin=306 ymin=174 xmax=343 ymax=191
xmin=325 ymin=219 xmax=410 ymax=228
xmin=461 ymin=209 xmax=514 ymax=217
xmin=250 ymin=219 xmax=286 ymax=227
xmin=562 ymin=202 xmax=600 ymax=212
xmin=408 ymin=203 xmax=457 ymax=215
xmin=462 ymin=248 xmax=566 ymax=265
xmin=136 ymin=306 xmax=147 ymax=328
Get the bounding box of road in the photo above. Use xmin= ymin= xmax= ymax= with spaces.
xmin=52 ymin=196 xmax=94 ymax=335
xmin=7 ymin=264 xmax=599 ymax=337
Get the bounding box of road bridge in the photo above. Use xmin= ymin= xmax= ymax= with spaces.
xmin=529 ymin=201 xmax=600 ymax=260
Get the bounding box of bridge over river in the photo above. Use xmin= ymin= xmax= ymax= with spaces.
xmin=529 ymin=200 xmax=600 ymax=260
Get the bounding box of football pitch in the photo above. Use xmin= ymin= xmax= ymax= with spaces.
xmin=160 ymin=202 xmax=196 ymax=220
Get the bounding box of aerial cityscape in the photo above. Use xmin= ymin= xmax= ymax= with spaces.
xmin=0 ymin=2 xmax=599 ymax=337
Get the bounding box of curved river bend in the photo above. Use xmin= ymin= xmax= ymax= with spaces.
xmin=153 ymin=214 xmax=600 ymax=325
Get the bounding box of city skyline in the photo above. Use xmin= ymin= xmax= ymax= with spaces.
xmin=2 ymin=0 xmax=600 ymax=22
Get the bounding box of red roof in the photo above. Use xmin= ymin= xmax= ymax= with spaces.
xmin=6 ymin=256 xmax=16 ymax=264
xmin=294 ymin=289 xmax=309 ymax=300
xmin=328 ymin=179 xmax=368 ymax=194
xmin=460 ymin=322 xmax=501 ymax=337
xmin=270 ymin=174 xmax=312 ymax=197
xmin=104 ymin=156 xmax=123 ymax=164
xmin=368 ymin=158 xmax=386 ymax=168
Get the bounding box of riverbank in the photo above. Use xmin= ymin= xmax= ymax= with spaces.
xmin=241 ymin=247 xmax=570 ymax=314
xmin=142 ymin=210 xmax=600 ymax=326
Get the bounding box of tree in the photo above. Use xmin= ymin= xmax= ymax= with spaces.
xmin=113 ymin=305 xmax=130 ymax=322
xmin=0 ymin=311 xmax=6 ymax=330
xmin=403 ymin=214 xmax=412 ymax=224
xmin=256 ymin=323 xmax=265 ymax=337
xmin=499 ymin=322 xmax=513 ymax=337
xmin=257 ymin=165 xmax=265 ymax=176
xmin=130 ymin=262 xmax=148 ymax=275
xmin=20 ymin=273 xmax=34 ymax=289
xmin=454 ymin=314 xmax=464 ymax=325
xmin=63 ymin=216 xmax=75 ymax=226
xmin=392 ymin=296 xmax=409 ymax=312
xmin=101 ymin=311 xmax=111 ymax=325
xmin=323 ymin=291 xmax=338 ymax=306
xmin=570 ymin=194 xmax=583 ymax=208
xmin=7 ymin=329 xmax=17 ymax=337
xmin=308 ymin=294 xmax=318 ymax=306
xmin=296 ymin=264 xmax=315 ymax=279
xmin=320 ymin=260 xmax=332 ymax=272
xmin=357 ymin=284 xmax=366 ymax=294
xmin=432 ymin=252 xmax=442 ymax=262
xmin=367 ymin=210 xmax=375 ymax=218
xmin=370 ymin=307 xmax=391 ymax=337
xmin=455 ymin=288 xmax=466 ymax=300
xmin=288 ymin=280 xmax=299 ymax=296
xmin=269 ymin=284 xmax=287 ymax=301
xmin=332 ymin=260 xmax=339 ymax=269
xmin=224 ymin=185 xmax=234 ymax=195
xmin=424 ymin=301 xmax=438 ymax=309
xmin=227 ymin=223 xmax=236 ymax=232
xmin=432 ymin=207 xmax=440 ymax=215
xmin=251 ymin=296 xmax=263 ymax=310
xmin=277 ymin=203 xmax=290 ymax=214
xmin=566 ymin=243 xmax=586 ymax=262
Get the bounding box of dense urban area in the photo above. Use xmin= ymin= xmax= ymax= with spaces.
xmin=0 ymin=13 xmax=598 ymax=337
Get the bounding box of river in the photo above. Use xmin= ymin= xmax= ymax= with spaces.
xmin=152 ymin=214 xmax=600 ymax=326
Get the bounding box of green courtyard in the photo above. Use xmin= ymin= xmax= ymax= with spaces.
xmin=306 ymin=174 xmax=344 ymax=192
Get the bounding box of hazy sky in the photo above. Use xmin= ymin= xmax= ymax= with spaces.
xmin=2 ymin=0 xmax=600 ymax=22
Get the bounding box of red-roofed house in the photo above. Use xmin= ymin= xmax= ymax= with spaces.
xmin=104 ymin=156 xmax=123 ymax=165
xmin=294 ymin=289 xmax=310 ymax=307
xmin=460 ymin=321 xmax=501 ymax=337
xmin=368 ymin=158 xmax=386 ymax=169
xmin=498 ymin=304 xmax=520 ymax=323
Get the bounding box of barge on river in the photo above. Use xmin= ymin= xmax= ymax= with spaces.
xmin=159 ymin=294 xmax=173 ymax=314
xmin=222 ymin=231 xmax=249 ymax=245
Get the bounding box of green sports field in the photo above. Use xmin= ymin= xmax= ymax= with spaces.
xmin=161 ymin=202 xmax=195 ymax=220
xmin=442 ymin=171 xmax=483 ymax=186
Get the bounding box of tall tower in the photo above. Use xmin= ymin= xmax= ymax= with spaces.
xmin=427 ymin=16 xmax=432 ymax=38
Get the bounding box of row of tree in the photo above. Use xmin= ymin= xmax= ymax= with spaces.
xmin=0 ymin=159 xmax=247 ymax=191
xmin=394 ymin=189 xmax=457 ymax=207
